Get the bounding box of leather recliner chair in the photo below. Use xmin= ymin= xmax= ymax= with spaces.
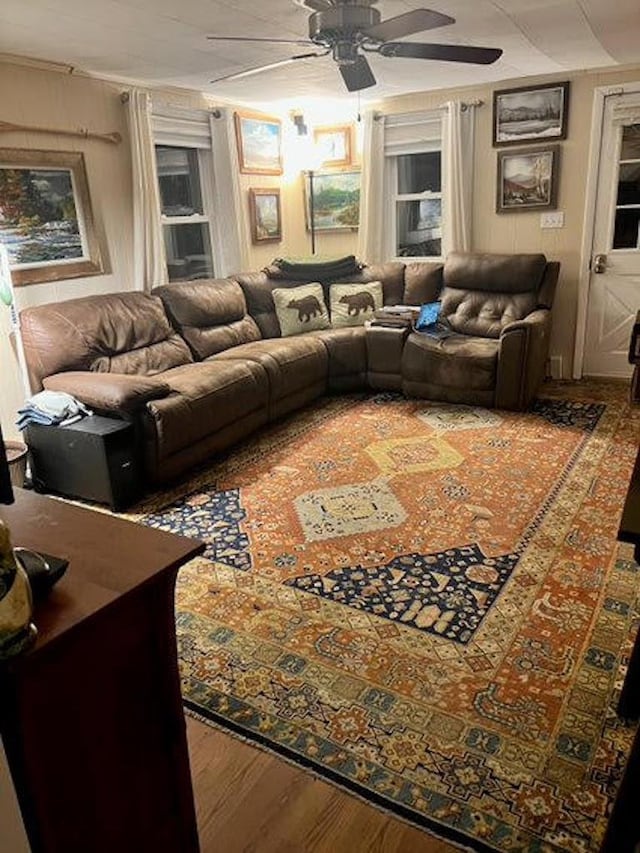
xmin=401 ymin=252 xmax=560 ymax=411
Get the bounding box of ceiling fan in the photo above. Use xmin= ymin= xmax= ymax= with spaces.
xmin=207 ymin=0 xmax=502 ymax=92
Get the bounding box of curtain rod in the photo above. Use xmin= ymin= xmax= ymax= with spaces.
xmin=0 ymin=119 xmax=121 ymax=144
xmin=120 ymin=90 xmax=222 ymax=118
xmin=375 ymin=99 xmax=484 ymax=122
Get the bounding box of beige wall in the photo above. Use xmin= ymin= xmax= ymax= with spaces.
xmin=2 ymin=60 xmax=640 ymax=439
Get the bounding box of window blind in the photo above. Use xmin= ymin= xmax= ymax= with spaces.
xmin=383 ymin=111 xmax=442 ymax=156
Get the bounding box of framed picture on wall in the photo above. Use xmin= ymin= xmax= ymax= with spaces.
xmin=493 ymin=81 xmax=570 ymax=146
xmin=496 ymin=145 xmax=560 ymax=213
xmin=314 ymin=125 xmax=353 ymax=168
xmin=249 ymin=188 xmax=282 ymax=243
xmin=305 ymin=170 xmax=360 ymax=232
xmin=234 ymin=112 xmax=282 ymax=175
xmin=0 ymin=148 xmax=103 ymax=286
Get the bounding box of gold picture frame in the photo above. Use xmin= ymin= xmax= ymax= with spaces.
xmin=249 ymin=188 xmax=282 ymax=243
xmin=0 ymin=148 xmax=103 ymax=286
xmin=234 ymin=111 xmax=283 ymax=175
xmin=314 ymin=125 xmax=353 ymax=168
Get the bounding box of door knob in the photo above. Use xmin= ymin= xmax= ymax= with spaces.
xmin=592 ymin=253 xmax=607 ymax=274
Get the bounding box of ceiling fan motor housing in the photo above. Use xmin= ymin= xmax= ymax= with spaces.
xmin=308 ymin=5 xmax=382 ymax=57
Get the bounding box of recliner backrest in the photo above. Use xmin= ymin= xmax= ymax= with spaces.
xmin=20 ymin=291 xmax=193 ymax=391
xmin=153 ymin=278 xmax=261 ymax=360
xmin=440 ymin=252 xmax=553 ymax=339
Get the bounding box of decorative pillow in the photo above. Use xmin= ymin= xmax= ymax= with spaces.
xmin=272 ymin=283 xmax=330 ymax=337
xmin=330 ymin=281 xmax=383 ymax=328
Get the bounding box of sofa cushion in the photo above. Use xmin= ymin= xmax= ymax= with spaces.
xmin=440 ymin=288 xmax=537 ymax=339
xmin=403 ymin=262 xmax=443 ymax=305
xmin=444 ymin=252 xmax=547 ymax=294
xmin=272 ymin=283 xmax=330 ymax=336
xmin=20 ymin=291 xmax=192 ymax=390
xmin=330 ymin=282 xmax=382 ymax=327
xmin=210 ymin=336 xmax=328 ymax=404
xmin=309 ymin=326 xmax=367 ymax=381
xmin=153 ymin=278 xmax=261 ymax=360
xmin=147 ymin=360 xmax=269 ymax=459
xmin=402 ymin=332 xmax=498 ymax=391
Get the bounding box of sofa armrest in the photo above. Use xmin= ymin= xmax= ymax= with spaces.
xmin=496 ymin=309 xmax=552 ymax=410
xmin=500 ymin=308 xmax=550 ymax=337
xmin=43 ymin=372 xmax=171 ymax=414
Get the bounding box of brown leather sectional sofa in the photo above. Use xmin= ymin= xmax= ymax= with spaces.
xmin=19 ymin=253 xmax=559 ymax=485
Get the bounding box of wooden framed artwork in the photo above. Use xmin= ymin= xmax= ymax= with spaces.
xmin=496 ymin=145 xmax=560 ymax=213
xmin=305 ymin=170 xmax=360 ymax=231
xmin=234 ymin=112 xmax=282 ymax=175
xmin=249 ymin=188 xmax=282 ymax=243
xmin=0 ymin=148 xmax=103 ymax=286
xmin=314 ymin=125 xmax=353 ymax=168
xmin=493 ymin=81 xmax=570 ymax=146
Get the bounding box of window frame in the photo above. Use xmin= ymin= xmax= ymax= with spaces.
xmin=151 ymin=105 xmax=219 ymax=283
xmin=382 ymin=112 xmax=444 ymax=263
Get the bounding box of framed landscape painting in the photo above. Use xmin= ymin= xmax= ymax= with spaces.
xmin=305 ymin=170 xmax=360 ymax=232
xmin=249 ymin=188 xmax=282 ymax=243
xmin=234 ymin=112 xmax=282 ymax=175
xmin=493 ymin=82 xmax=569 ymax=146
xmin=496 ymin=145 xmax=560 ymax=213
xmin=0 ymin=148 xmax=102 ymax=285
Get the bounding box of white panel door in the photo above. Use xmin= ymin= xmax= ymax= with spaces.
xmin=584 ymin=93 xmax=640 ymax=378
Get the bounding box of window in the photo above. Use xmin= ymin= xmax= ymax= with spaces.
xmin=613 ymin=124 xmax=640 ymax=249
xmin=155 ymin=145 xmax=214 ymax=281
xmin=152 ymin=107 xmax=218 ymax=282
xmin=383 ymin=112 xmax=443 ymax=260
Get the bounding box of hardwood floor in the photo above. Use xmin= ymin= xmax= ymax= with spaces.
xmin=187 ymin=716 xmax=459 ymax=853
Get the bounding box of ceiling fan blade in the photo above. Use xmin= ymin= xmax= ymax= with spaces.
xmin=210 ymin=52 xmax=326 ymax=84
xmin=379 ymin=42 xmax=503 ymax=65
xmin=207 ymin=35 xmax=314 ymax=46
xmin=340 ymin=55 xmax=376 ymax=92
xmin=364 ymin=9 xmax=454 ymax=42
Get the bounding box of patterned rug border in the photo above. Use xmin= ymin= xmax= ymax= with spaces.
xmin=184 ymin=700 xmax=482 ymax=853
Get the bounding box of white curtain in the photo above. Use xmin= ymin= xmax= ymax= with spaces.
xmin=126 ymin=89 xmax=167 ymax=292
xmin=209 ymin=108 xmax=250 ymax=275
xmin=442 ymin=100 xmax=475 ymax=255
xmin=357 ymin=111 xmax=385 ymax=264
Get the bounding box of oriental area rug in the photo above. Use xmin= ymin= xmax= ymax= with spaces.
xmin=130 ymin=381 xmax=640 ymax=852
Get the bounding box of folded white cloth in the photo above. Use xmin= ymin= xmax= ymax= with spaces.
xmin=17 ymin=391 xmax=92 ymax=430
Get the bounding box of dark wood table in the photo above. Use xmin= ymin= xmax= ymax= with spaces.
xmin=0 ymin=488 xmax=204 ymax=853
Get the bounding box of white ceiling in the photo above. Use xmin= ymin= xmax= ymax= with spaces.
xmin=1 ymin=0 xmax=640 ymax=108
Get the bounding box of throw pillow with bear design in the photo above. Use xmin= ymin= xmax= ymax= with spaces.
xmin=330 ymin=281 xmax=383 ymax=328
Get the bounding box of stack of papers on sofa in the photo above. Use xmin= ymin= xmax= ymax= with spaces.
xmin=369 ymin=305 xmax=421 ymax=328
